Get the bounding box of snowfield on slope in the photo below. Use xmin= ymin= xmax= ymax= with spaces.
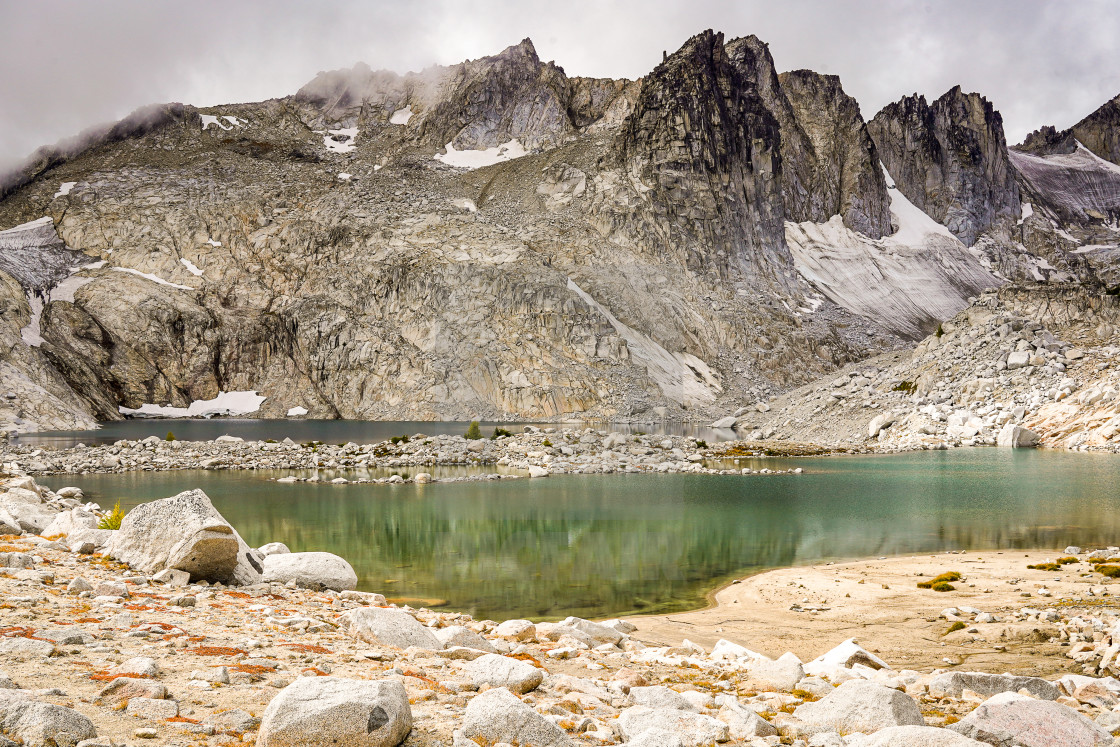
xmin=119 ymin=390 xmax=267 ymax=418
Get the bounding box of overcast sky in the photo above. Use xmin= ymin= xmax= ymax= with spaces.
xmin=2 ymin=0 xmax=1118 ymax=173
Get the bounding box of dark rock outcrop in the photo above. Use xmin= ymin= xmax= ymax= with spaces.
xmin=606 ymin=30 xmax=792 ymax=286
xmin=869 ymin=86 xmax=1020 ymax=245
xmin=1071 ymin=92 xmax=1120 ymax=166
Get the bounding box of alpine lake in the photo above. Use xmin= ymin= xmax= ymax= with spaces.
xmin=24 ymin=419 xmax=1120 ymax=622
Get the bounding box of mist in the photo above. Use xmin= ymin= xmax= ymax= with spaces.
xmin=2 ymin=0 xmax=1118 ymax=178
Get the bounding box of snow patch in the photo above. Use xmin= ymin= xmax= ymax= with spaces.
xmin=119 ymin=390 xmax=267 ymax=418
xmin=3 ymin=216 xmax=54 ymax=233
xmin=452 ymin=197 xmax=477 ymax=213
xmin=205 ymin=239 xmax=222 ymax=247
xmin=111 ymin=267 xmax=193 ymax=290
xmin=20 ymin=260 xmax=106 ymax=347
xmin=566 ymin=278 xmax=720 ymax=406
xmin=54 ymin=182 xmax=76 ymax=198
xmin=287 ymin=406 xmax=308 ymax=417
xmin=337 ymin=172 xmax=352 ymax=181
xmin=1018 ymin=202 xmax=1033 ymax=224
xmin=201 ymin=114 xmax=244 ymax=131
xmin=1072 ymin=244 xmax=1118 ymax=254
xmin=323 ymin=127 xmax=358 ymax=154
xmin=435 ymin=139 xmax=527 ymax=169
xmin=882 ymin=164 xmax=954 ymax=244
xmin=390 ymin=105 xmax=413 ymax=125
xmin=179 ymin=257 xmax=204 ymax=276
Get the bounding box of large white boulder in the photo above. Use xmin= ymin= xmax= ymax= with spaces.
xmin=629 ymin=686 xmax=697 ymax=711
xmin=997 ymin=424 xmax=1040 ymax=448
xmin=793 ymin=680 xmax=924 ymax=734
xmin=342 ymin=607 xmax=443 ymax=650
xmin=804 ymin=638 xmax=891 ymax=677
xmin=105 ymin=489 xmax=240 ymax=582
xmin=847 ymin=725 xmax=987 ymax=746
xmin=949 ymin=692 xmax=1112 ymax=746
xmin=40 ymin=506 xmax=99 ymax=537
xmin=459 ymin=687 xmax=571 ymax=747
xmin=928 ymin=671 xmax=1059 ymax=701
xmin=262 ymin=551 xmax=357 ymax=591
xmin=463 ymin=654 xmax=544 ymax=693
xmin=433 ymin=625 xmax=496 ymax=652
xmin=617 ymin=706 xmax=729 ymax=747
xmin=0 ymin=488 xmax=54 ymax=534
xmin=743 ymin=652 xmax=804 ymax=691
xmin=257 ymin=676 xmax=411 ymax=747
xmin=0 ymin=690 xmax=97 ymax=747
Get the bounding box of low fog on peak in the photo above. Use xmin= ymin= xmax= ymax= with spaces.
xmin=2 ymin=0 xmax=1119 ymax=174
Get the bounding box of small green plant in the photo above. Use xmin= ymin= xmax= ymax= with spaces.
xmin=542 ymin=438 xmax=553 ymax=447
xmin=931 ymin=581 xmax=956 ymax=591
xmin=935 ymin=323 xmax=944 ymax=338
xmin=464 ymin=421 xmax=482 ymax=440
xmin=917 ymin=571 xmax=961 ymax=589
xmin=491 ymin=427 xmax=513 ymax=440
xmin=695 ymin=439 xmax=708 ymax=449
xmin=165 ymin=431 xmax=176 ymax=442
xmin=98 ymin=501 xmax=125 ymax=530
xmin=1027 ymin=562 xmax=1062 ymax=571
xmin=945 ymin=621 xmax=967 ymax=635
xmin=389 ymin=435 xmax=410 ymax=445
xmin=892 ymin=380 xmax=916 ymax=393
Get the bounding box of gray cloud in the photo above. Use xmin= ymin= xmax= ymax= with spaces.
xmin=2 ymin=0 xmax=1118 ymax=174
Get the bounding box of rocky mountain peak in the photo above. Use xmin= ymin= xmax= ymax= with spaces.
xmin=1069 ymin=91 xmax=1120 ymax=166
xmin=869 ymin=86 xmax=1020 ymax=246
xmin=1017 ymin=125 xmax=1078 ymax=156
xmin=606 ymin=29 xmax=793 ymax=286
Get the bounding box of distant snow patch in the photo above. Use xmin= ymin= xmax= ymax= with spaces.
xmin=1018 ymin=202 xmax=1033 ymax=224
xmin=452 ymin=197 xmax=477 ymax=213
xmin=338 ymin=172 xmax=352 ymax=181
xmin=4 ymin=216 xmax=54 ymax=232
xmin=323 ymin=127 xmax=358 ymax=154
xmin=201 ymin=114 xmax=244 ymax=131
xmin=566 ymin=278 xmax=720 ymax=406
xmin=390 ymin=105 xmax=413 ymax=125
xmin=54 ymin=182 xmax=76 ymax=198
xmin=112 ymin=267 xmax=193 ymax=290
xmin=435 ymin=139 xmax=527 ymax=169
xmin=20 ymin=260 xmax=106 ymax=347
xmin=180 ymin=257 xmax=204 ymax=276
xmin=206 ymin=239 xmax=222 ymax=247
xmin=120 ymin=390 xmax=266 ymax=418
xmin=287 ymin=406 xmax=308 ymax=417
xmin=882 ymin=164 xmax=954 ymax=244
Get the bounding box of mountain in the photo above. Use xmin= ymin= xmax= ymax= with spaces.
xmin=0 ymin=30 xmax=1116 ymax=435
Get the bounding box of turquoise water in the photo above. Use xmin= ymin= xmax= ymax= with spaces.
xmin=41 ymin=449 xmax=1120 ymax=621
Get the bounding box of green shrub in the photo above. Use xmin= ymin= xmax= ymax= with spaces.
xmin=98 ymin=501 xmax=125 ymax=530
xmin=464 ymin=421 xmax=482 ymax=440
xmin=917 ymin=571 xmax=961 ymax=589
xmin=165 ymin=431 xmax=176 ymax=442
xmin=542 ymin=438 xmax=553 ymax=447
xmin=1095 ymin=565 xmax=1120 ymax=578
xmin=1027 ymin=563 xmax=1062 ymax=571
xmin=695 ymin=439 xmax=708 ymax=449
xmin=931 ymin=582 xmax=956 ymax=592
xmin=935 ymin=323 xmax=944 ymax=338
xmin=945 ymin=621 xmax=966 ymax=634
xmin=1057 ymin=556 xmax=1079 ymax=564
xmin=892 ymin=381 xmax=916 ymax=393
xmin=491 ymin=427 xmax=513 ymax=440
xmin=389 ymin=435 xmax=410 ymax=445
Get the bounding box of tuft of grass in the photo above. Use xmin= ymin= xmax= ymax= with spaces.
xmin=695 ymin=439 xmax=708 ymax=449
xmin=389 ymin=435 xmax=410 ymax=445
xmin=945 ymin=621 xmax=967 ymax=635
xmin=97 ymin=501 xmax=125 ymax=530
xmin=1027 ymin=563 xmax=1062 ymax=571
xmin=165 ymin=431 xmax=176 ymax=442
xmin=464 ymin=421 xmax=482 ymax=440
xmin=1057 ymin=556 xmax=1079 ymax=564
xmin=917 ymin=571 xmax=961 ymax=589
xmin=490 ymin=427 xmax=512 ymax=440
xmin=931 ymin=581 xmax=956 ymax=592
xmin=542 ymin=438 xmax=553 ymax=448
xmin=892 ymin=380 xmax=916 ymax=393
xmin=1094 ymin=565 xmax=1120 ymax=578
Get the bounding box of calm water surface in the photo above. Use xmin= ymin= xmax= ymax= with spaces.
xmin=40 ymin=449 xmax=1120 ymax=621
xmin=14 ymin=419 xmax=737 ymax=449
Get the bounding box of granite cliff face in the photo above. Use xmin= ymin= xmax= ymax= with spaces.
xmin=0 ymin=31 xmax=1112 ymax=434
xmin=868 ymin=86 xmax=1020 ymax=246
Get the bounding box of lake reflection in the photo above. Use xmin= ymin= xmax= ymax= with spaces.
xmin=41 ymin=449 xmax=1120 ymax=621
